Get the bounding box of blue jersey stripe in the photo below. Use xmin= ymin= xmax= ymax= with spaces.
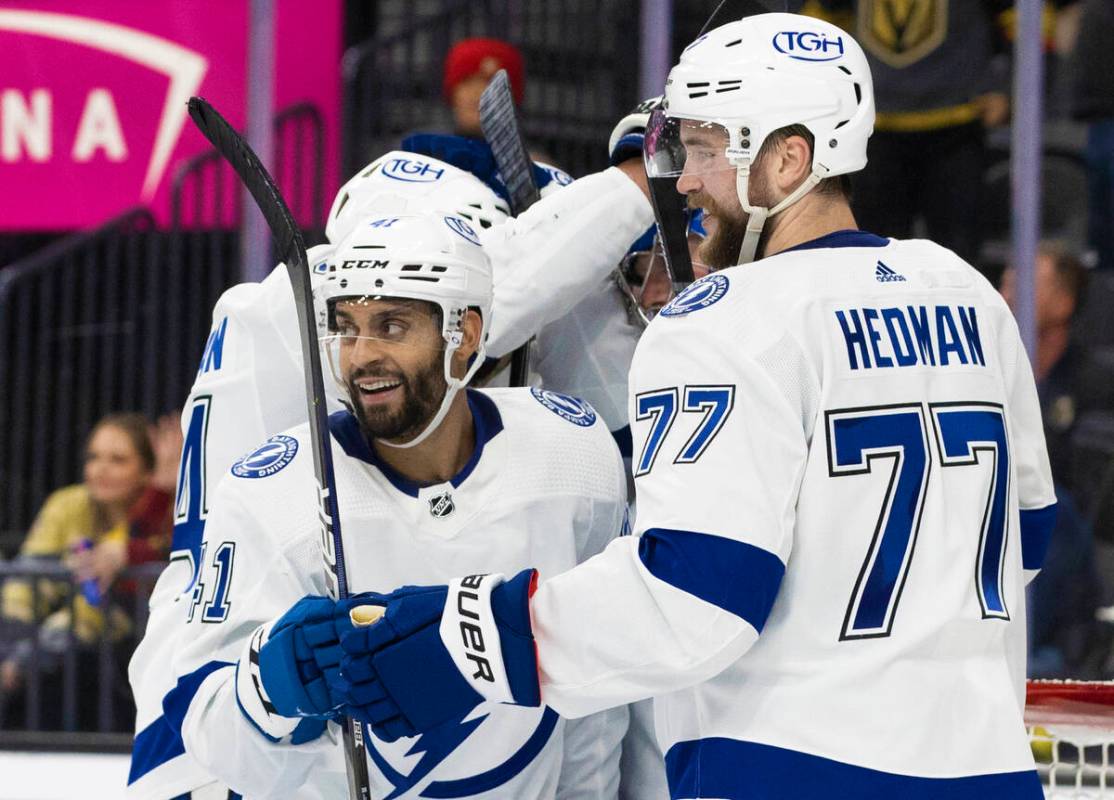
xmin=129 ymin=660 xmax=233 ymax=784
xmin=1020 ymin=503 xmax=1058 ymax=570
xmin=611 ymin=424 xmax=633 ymax=459
xmin=665 ymin=738 xmax=1043 ymax=799
xmin=638 ymin=528 xmax=785 ymax=632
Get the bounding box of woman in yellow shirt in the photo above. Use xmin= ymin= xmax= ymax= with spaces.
xmin=0 ymin=413 xmax=179 ymax=694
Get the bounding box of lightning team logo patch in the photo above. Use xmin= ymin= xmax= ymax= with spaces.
xmin=660 ymin=273 xmax=730 ymax=317
xmin=231 ymin=435 xmax=299 ymax=479
xmin=530 ymin=388 xmax=597 ymax=427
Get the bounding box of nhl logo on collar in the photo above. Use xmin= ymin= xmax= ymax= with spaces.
xmin=660 ymin=274 xmax=729 ymax=317
xmin=429 ymin=491 xmax=455 ymax=518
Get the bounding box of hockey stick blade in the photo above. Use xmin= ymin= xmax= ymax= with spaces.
xmin=186 ymin=97 xmax=372 ymax=800
xmin=479 ymin=70 xmax=539 ymax=385
xmin=479 ymin=70 xmax=540 ymax=213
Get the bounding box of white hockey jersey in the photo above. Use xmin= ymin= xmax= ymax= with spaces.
xmin=168 ymin=388 xmax=628 ymax=799
xmin=126 ymin=168 xmax=653 ymax=798
xmin=529 ymin=231 xmax=1058 ymax=798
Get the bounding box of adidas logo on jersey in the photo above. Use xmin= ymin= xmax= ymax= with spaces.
xmin=875 ymin=261 xmax=905 ymax=282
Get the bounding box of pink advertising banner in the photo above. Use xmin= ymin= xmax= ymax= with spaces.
xmin=0 ymin=1 xmax=341 ymax=230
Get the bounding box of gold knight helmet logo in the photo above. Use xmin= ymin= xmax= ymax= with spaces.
xmin=857 ymin=0 xmax=948 ymax=69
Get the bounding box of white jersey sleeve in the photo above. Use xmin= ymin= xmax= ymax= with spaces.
xmin=531 ymin=307 xmax=806 ymax=718
xmin=997 ymin=307 xmax=1057 ymax=583
xmin=483 ymin=167 xmax=653 ymax=358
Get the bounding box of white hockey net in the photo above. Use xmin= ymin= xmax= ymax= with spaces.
xmin=1028 ymin=680 xmax=1114 ymax=798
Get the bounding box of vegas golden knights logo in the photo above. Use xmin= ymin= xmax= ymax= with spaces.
xmin=857 ymin=0 xmax=948 ymax=69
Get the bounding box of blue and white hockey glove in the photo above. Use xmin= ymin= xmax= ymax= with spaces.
xmin=400 ymin=133 xmax=554 ymax=205
xmin=608 ymin=96 xmax=660 ymax=167
xmin=235 ymin=595 xmax=360 ymax=743
xmin=334 ymin=570 xmax=542 ymax=742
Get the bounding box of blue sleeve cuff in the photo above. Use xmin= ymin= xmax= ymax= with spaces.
xmin=491 ymin=569 xmax=542 ymax=707
xmin=638 ymin=528 xmax=785 ymax=632
xmin=1021 ymin=503 xmax=1058 ymax=571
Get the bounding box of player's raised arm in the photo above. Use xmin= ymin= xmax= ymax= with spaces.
xmin=481 ymin=162 xmax=654 ymax=358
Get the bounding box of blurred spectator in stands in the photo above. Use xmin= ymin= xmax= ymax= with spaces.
xmin=1000 ymin=242 xmax=1089 ymax=477
xmin=804 ymin=1 xmax=1063 ymax=265
xmin=0 ymin=413 xmax=180 ymax=695
xmin=1062 ymin=0 xmax=1114 ymax=271
xmin=443 ymin=37 xmax=525 ymax=138
xmin=1001 ymin=243 xmax=1100 ymax=675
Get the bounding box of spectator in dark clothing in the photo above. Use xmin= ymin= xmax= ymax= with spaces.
xmin=1030 ymin=488 xmax=1101 ymax=677
xmin=1000 ymin=242 xmax=1088 ymax=477
xmin=1066 ymin=0 xmax=1114 ymax=271
xmin=1001 ymin=243 xmax=1100 ymax=675
xmin=1000 ymin=241 xmax=1089 ymax=479
xmin=804 ymin=1 xmax=1052 ymax=264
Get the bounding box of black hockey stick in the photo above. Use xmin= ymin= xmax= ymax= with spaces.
xmin=479 ymin=69 xmax=539 ymax=386
xmin=186 ymin=97 xmax=372 ymax=800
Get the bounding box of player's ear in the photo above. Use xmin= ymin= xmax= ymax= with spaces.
xmin=776 ymin=135 xmax=813 ymax=194
xmin=452 ymin=308 xmax=484 ymax=376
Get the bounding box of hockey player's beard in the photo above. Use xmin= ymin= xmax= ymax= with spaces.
xmin=695 ymin=196 xmax=747 ymax=270
xmin=345 ymin=352 xmax=447 ymax=444
xmin=690 ymin=171 xmax=775 ymax=268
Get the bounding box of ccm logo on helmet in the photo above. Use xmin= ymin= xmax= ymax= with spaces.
xmin=339 ymin=259 xmax=389 ymax=270
xmin=382 ymin=157 xmax=445 ymax=183
xmin=772 ymin=30 xmax=845 ymax=62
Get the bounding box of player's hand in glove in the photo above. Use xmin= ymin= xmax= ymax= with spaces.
xmin=334 ymin=570 xmax=542 ymax=742
xmin=234 ymin=595 xmax=363 ymax=743
xmin=400 ymin=133 xmax=555 ymax=205
xmin=608 ymin=96 xmax=660 ymax=167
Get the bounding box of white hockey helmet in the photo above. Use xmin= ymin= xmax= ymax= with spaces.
xmin=326 ymin=151 xmax=512 ymax=244
xmin=646 ymin=12 xmax=875 ymax=264
xmin=315 ymin=212 xmax=494 ymax=448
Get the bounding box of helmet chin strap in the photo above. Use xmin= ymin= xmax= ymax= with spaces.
xmin=734 ymin=164 xmax=823 ymax=265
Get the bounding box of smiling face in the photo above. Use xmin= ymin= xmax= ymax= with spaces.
xmin=329 ymin=297 xmax=449 ymax=443
xmin=83 ymin=424 xmax=150 ymax=508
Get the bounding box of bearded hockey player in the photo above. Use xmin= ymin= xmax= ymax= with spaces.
xmin=159 ymin=212 xmax=630 ymax=799
xmin=309 ymin=14 xmax=1058 ymax=799
xmin=126 ymin=149 xmax=655 ymax=799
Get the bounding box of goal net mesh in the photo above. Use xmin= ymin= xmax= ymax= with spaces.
xmin=1028 ymin=680 xmax=1114 ymax=798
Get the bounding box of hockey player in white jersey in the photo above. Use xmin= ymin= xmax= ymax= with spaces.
xmin=305 ymin=13 xmax=1060 ymax=798
xmin=126 ymin=150 xmax=654 ymax=799
xmin=162 ymin=212 xmax=630 ymax=799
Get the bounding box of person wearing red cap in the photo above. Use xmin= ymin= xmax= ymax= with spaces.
xmin=443 ymin=37 xmax=525 ymax=137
